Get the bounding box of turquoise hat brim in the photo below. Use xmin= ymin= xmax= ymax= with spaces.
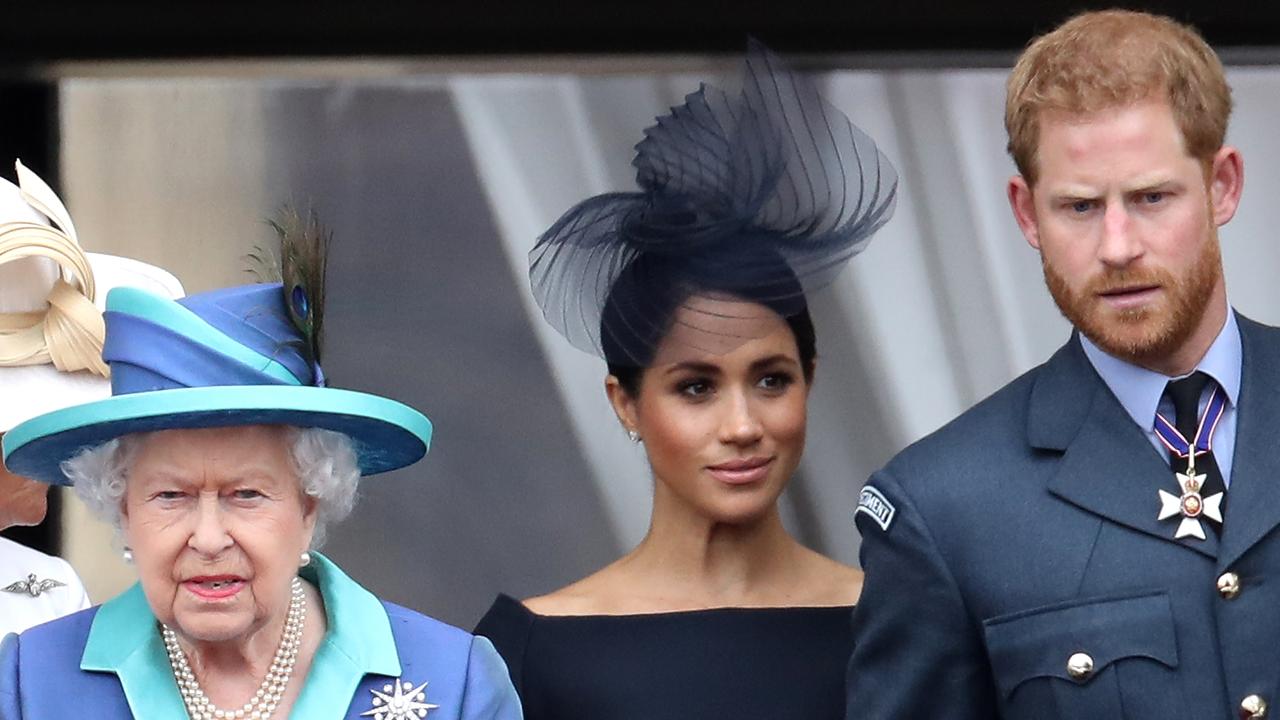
xmin=2 ymin=386 xmax=432 ymax=486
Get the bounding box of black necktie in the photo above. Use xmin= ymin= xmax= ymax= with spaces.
xmin=1165 ymin=371 xmax=1227 ymax=528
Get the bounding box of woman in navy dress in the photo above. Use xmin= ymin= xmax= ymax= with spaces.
xmin=476 ymin=41 xmax=898 ymax=719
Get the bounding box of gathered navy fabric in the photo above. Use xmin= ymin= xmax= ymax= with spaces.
xmin=528 ymin=40 xmax=898 ymax=365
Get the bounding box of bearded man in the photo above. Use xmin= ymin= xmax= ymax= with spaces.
xmin=847 ymin=10 xmax=1280 ymax=720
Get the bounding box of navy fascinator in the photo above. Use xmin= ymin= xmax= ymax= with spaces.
xmin=529 ymin=40 xmax=899 ymax=366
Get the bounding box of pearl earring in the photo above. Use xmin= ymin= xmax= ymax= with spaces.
xmin=122 ymin=548 xmax=134 ymax=564
xmin=627 ymin=430 xmax=641 ymax=443
xmin=299 ymin=551 xmax=311 ymax=568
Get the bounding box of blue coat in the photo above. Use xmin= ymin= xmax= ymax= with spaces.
xmin=0 ymin=554 xmax=521 ymax=719
xmin=848 ymin=316 xmax=1280 ymax=719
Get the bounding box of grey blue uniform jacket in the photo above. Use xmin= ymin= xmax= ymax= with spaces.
xmin=848 ymin=315 xmax=1280 ymax=719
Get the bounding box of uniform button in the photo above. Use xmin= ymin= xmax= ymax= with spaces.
xmin=1241 ymin=694 xmax=1268 ymax=719
xmin=1218 ymin=572 xmax=1242 ymax=599
xmin=1066 ymin=652 xmax=1094 ymax=682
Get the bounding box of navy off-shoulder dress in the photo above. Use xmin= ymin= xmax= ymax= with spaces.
xmin=475 ymin=594 xmax=854 ymax=720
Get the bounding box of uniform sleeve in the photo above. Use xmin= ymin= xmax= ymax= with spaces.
xmin=458 ymin=635 xmax=523 ymax=720
xmin=0 ymin=632 xmax=21 ymax=719
xmin=847 ymin=468 xmax=998 ymax=719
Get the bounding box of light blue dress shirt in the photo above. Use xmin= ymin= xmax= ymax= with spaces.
xmin=1080 ymin=311 xmax=1241 ymax=486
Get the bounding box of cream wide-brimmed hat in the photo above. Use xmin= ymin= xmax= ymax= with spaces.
xmin=0 ymin=160 xmax=183 ymax=434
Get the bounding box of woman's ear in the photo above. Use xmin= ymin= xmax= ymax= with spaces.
xmin=605 ymin=375 xmax=640 ymax=436
xmin=299 ymin=493 xmax=319 ymax=550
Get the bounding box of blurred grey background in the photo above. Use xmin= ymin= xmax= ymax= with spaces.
xmin=41 ymin=58 xmax=1280 ymax=629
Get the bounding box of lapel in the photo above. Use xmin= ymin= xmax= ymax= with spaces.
xmin=79 ymin=583 xmax=189 ymax=717
xmin=1033 ymin=335 xmax=1219 ymax=558
xmin=291 ymin=554 xmax=401 ymax=718
xmin=1216 ymin=314 xmax=1280 ymax=570
xmin=79 ymin=557 xmax=402 ymax=720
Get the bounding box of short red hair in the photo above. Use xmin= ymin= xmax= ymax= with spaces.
xmin=1006 ymin=10 xmax=1232 ymax=185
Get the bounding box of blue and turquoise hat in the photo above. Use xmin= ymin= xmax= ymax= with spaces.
xmin=2 ymin=282 xmax=432 ymax=485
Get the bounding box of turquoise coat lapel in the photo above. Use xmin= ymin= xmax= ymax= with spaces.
xmin=79 ymin=583 xmax=188 ymax=717
xmin=292 ymin=555 xmax=401 ymax=717
xmin=78 ymin=553 xmax=401 ymax=719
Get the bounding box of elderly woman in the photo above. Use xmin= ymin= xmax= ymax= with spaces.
xmin=0 ymin=218 xmax=521 ymax=719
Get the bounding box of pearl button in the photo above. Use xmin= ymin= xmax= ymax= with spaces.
xmin=1218 ymin=572 xmax=1242 ymax=599
xmin=1242 ymin=694 xmax=1268 ymax=719
xmin=1066 ymin=652 xmax=1094 ymax=681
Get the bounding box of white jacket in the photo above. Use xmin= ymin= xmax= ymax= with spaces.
xmin=0 ymin=536 xmax=89 ymax=636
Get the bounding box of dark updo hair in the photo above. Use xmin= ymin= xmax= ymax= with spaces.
xmin=601 ymin=245 xmax=817 ymax=396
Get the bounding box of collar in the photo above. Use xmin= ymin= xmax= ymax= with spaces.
xmin=1079 ymin=310 xmax=1242 ymax=431
xmin=80 ymin=552 xmax=400 ymax=718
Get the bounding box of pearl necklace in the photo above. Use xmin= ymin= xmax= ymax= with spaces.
xmin=162 ymin=577 xmax=306 ymax=720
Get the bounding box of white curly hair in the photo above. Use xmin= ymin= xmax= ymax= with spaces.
xmin=61 ymin=426 xmax=360 ymax=549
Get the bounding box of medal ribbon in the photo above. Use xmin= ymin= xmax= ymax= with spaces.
xmin=1153 ymin=384 xmax=1226 ymax=459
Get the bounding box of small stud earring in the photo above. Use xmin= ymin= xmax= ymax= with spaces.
xmin=299 ymin=551 xmax=311 ymax=568
xmin=627 ymin=430 xmax=641 ymax=443
xmin=122 ymin=548 xmax=134 ymax=564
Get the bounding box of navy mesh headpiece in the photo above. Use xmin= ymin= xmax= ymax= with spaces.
xmin=529 ymin=40 xmax=899 ymax=366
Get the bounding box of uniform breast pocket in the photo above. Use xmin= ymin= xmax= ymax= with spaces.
xmin=982 ymin=590 xmax=1184 ymax=720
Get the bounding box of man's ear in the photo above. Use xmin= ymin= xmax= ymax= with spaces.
xmin=1208 ymin=145 xmax=1244 ymax=227
xmin=1008 ymin=175 xmax=1043 ymax=251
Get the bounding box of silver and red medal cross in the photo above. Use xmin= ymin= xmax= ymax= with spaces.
xmin=1154 ymin=384 xmax=1226 ymax=540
